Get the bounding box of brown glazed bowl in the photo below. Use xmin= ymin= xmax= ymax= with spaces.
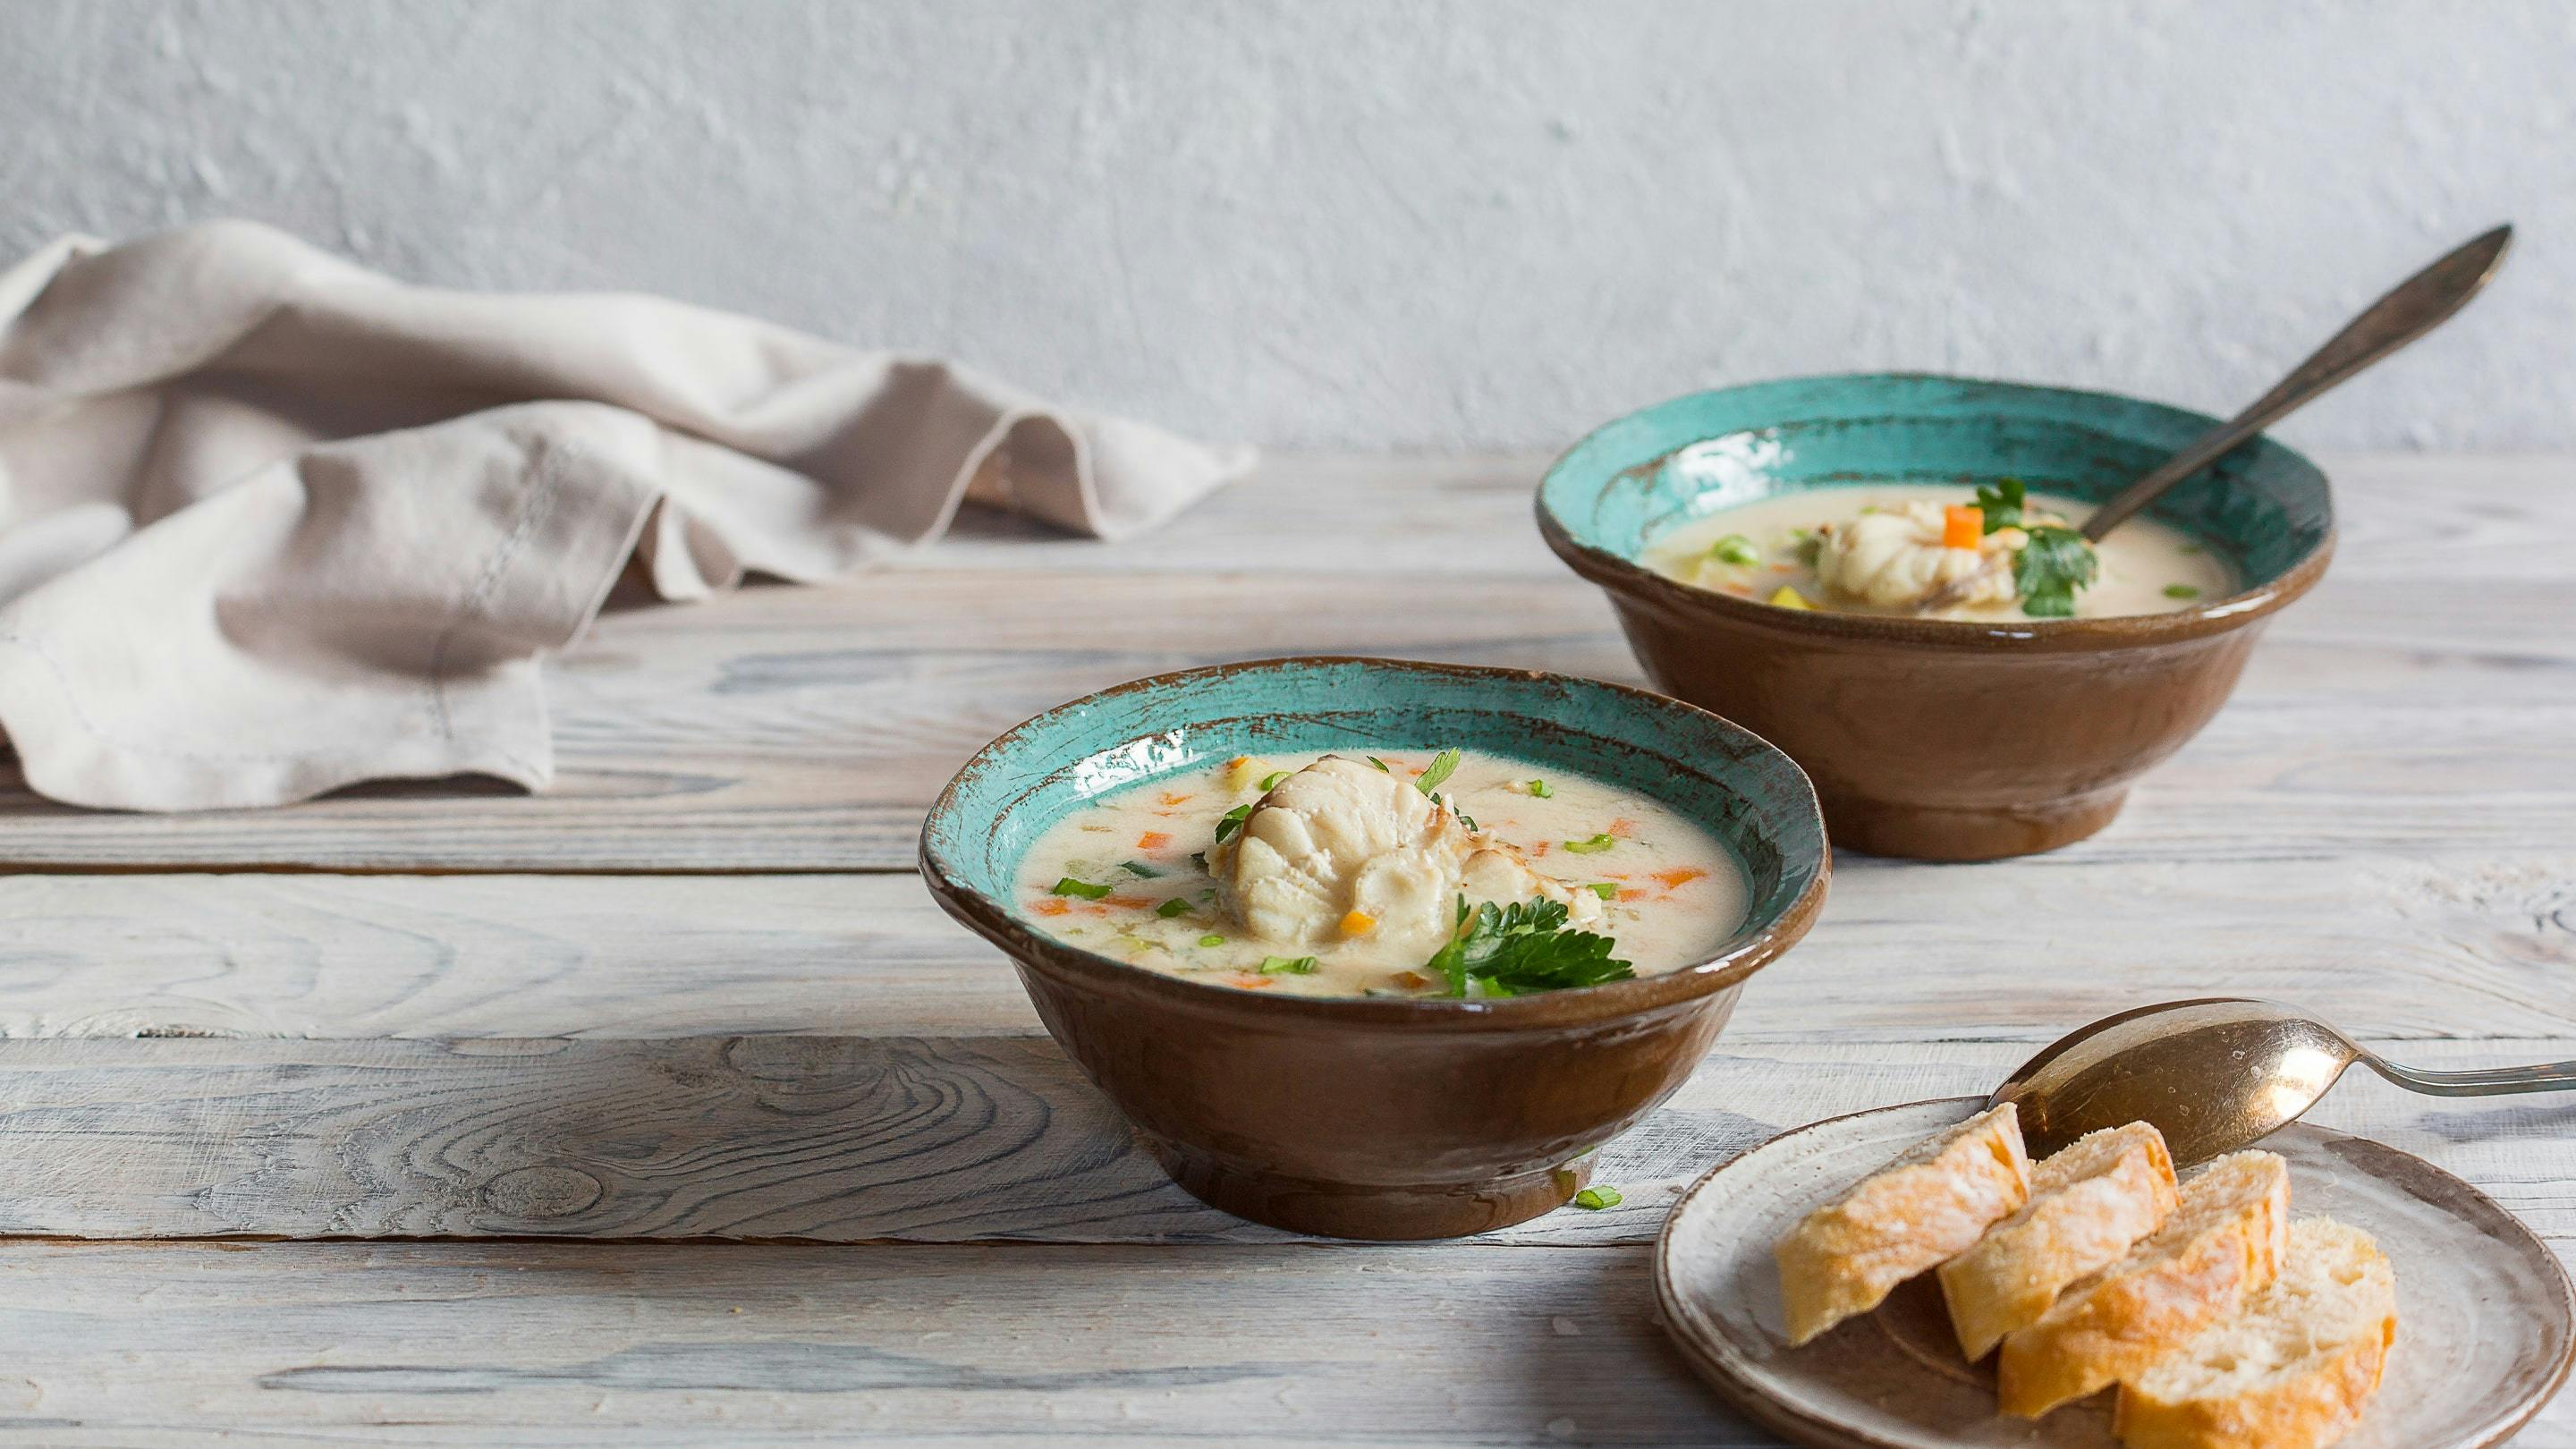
xmin=1538 ymin=374 xmax=2334 ymax=860
xmin=919 ymin=657 xmax=1828 ymax=1240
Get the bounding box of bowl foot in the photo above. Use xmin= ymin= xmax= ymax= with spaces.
xmin=1822 ymin=787 xmax=2128 ymax=861
xmin=1148 ymin=1139 xmax=1592 ymax=1241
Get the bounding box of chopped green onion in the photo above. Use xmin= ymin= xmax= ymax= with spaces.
xmin=2163 ymin=583 xmax=2201 ymax=600
xmin=1708 ymin=533 xmax=1760 ymax=566
xmin=1155 ymin=898 xmax=1191 ymax=919
xmin=1197 ymin=934 xmax=1226 ymax=948
xmin=1213 ymin=803 xmax=1252 ymax=844
xmin=1527 ymin=778 xmax=1553 ymax=798
xmin=1572 ymin=1186 xmax=1623 ymax=1210
xmin=1119 ymin=860 xmax=1162 ymax=878
xmin=1584 ymin=882 xmax=1619 ymax=900
xmin=1257 ymin=770 xmax=1290 ymax=791
xmin=1457 ymin=811 xmax=1479 ymax=832
xmin=1563 ymin=833 xmax=1615 ymax=854
xmin=1414 ymin=748 xmax=1461 ymax=795
xmin=1365 ymin=756 xmax=1392 ymax=772
xmin=1050 ymin=877 xmax=1114 ymax=900
xmin=1258 ymin=955 xmax=1318 ymax=975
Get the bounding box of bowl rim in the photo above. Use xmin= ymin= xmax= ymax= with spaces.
xmin=918 ymin=656 xmax=1831 ymax=1031
xmin=1535 ymin=371 xmax=2337 ymax=650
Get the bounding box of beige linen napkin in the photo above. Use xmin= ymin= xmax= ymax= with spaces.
xmin=0 ymin=221 xmax=1251 ymax=810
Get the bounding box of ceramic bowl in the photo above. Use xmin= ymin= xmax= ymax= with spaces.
xmin=919 ymin=657 xmax=1829 ymax=1241
xmin=1538 ymin=374 xmax=2334 ymax=861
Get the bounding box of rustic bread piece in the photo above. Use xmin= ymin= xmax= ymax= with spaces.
xmin=2114 ymin=1218 xmax=2397 ymax=1449
xmin=1996 ymin=1149 xmax=2289 ymax=1418
xmin=1775 ymin=1102 xmax=2031 ymax=1346
xmin=1939 ymin=1122 xmax=2180 ymax=1360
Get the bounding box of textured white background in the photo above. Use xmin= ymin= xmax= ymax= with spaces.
xmin=4 ymin=0 xmax=2572 ymax=450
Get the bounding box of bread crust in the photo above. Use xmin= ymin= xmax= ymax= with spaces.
xmin=1939 ymin=1122 xmax=2180 ymax=1360
xmin=2113 ymin=1219 xmax=2397 ymax=1449
xmin=1996 ymin=1150 xmax=2288 ymax=1418
xmin=1775 ymin=1103 xmax=2031 ymax=1346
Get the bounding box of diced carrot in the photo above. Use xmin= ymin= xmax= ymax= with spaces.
xmin=1105 ymin=895 xmax=1154 ymax=911
xmin=1617 ymin=888 xmax=1647 ymax=902
xmin=1159 ymin=792 xmax=1193 ymax=807
xmin=1530 ymin=841 xmax=1551 ymax=857
xmin=1031 ymin=897 xmax=1072 ymax=917
xmin=1137 ymin=831 xmax=1172 ymax=851
xmin=1607 ymin=818 xmax=1638 ymax=838
xmin=1390 ymin=970 xmax=1431 ymax=990
xmin=1652 ymin=867 xmax=1708 ymax=889
xmin=1340 ymin=910 xmax=1377 ymax=936
xmin=1943 ymin=504 xmax=1982 ymax=550
xmin=1227 ymin=973 xmax=1275 ymax=989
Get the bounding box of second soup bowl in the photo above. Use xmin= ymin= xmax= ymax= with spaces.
xmin=919 ymin=657 xmax=1828 ymax=1241
xmin=1538 ymin=374 xmax=2334 ymax=861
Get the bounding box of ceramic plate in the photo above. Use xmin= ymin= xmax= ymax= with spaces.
xmin=1656 ymin=1097 xmax=2574 ymax=1449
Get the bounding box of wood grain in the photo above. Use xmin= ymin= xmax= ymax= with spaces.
xmin=0 ymin=1237 xmax=1773 ymax=1447
xmin=4 ymin=1035 xmax=2570 ymax=1249
xmin=0 ymin=453 xmax=2566 ymax=871
xmin=2 ymin=852 xmax=2567 ymax=1044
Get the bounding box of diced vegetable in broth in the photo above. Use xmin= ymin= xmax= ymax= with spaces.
xmin=1015 ymin=750 xmax=1748 ymax=998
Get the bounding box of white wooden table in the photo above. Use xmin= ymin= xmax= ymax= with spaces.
xmin=1 ymin=453 xmax=2571 ymax=1446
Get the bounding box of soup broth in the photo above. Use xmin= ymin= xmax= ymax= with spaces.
xmin=1644 ymin=484 xmax=2235 ymax=621
xmin=1016 ymin=749 xmax=1748 ymax=999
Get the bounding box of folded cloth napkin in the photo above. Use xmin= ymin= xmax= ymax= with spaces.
xmin=0 ymin=220 xmax=1251 ymax=810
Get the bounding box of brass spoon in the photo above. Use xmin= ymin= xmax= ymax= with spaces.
xmin=1912 ymin=223 xmax=2513 ymax=614
xmin=1990 ymin=997 xmax=2576 ymax=1165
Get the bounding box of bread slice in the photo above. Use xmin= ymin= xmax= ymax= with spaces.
xmin=1775 ymin=1102 xmax=2031 ymax=1346
xmin=1996 ymin=1149 xmax=2289 ymax=1418
xmin=1939 ymin=1122 xmax=2181 ymax=1360
xmin=2114 ymin=1217 xmax=2397 ymax=1449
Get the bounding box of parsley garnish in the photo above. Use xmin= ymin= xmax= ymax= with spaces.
xmin=1050 ymin=877 xmax=1113 ymax=900
xmin=1974 ymin=477 xmax=2027 ymax=532
xmin=1257 ymin=770 xmax=1290 ymax=791
xmin=1119 ymin=860 xmax=1161 ymax=878
xmin=1258 ymin=955 xmax=1318 ymax=975
xmin=1563 ymin=833 xmax=1614 ymax=854
xmin=2015 ymin=525 xmax=2100 ymax=617
xmin=1415 ymin=748 xmax=1461 ymax=795
xmin=1527 ymin=778 xmax=1553 ymax=798
xmin=1155 ymin=898 xmax=1191 ymax=919
xmin=1422 ymin=895 xmax=1635 ymax=998
xmin=1572 ymin=1186 xmax=1623 ymax=1210
xmin=1213 ymin=803 xmax=1253 ymax=844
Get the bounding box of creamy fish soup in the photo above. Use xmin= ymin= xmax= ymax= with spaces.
xmin=1016 ymin=749 xmax=1748 ymax=999
xmin=1643 ymin=482 xmax=2236 ymax=622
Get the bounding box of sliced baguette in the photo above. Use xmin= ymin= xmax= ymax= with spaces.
xmin=2114 ymin=1217 xmax=2397 ymax=1449
xmin=1939 ymin=1121 xmax=2181 ymax=1360
xmin=1997 ymin=1149 xmax=2289 ymax=1418
xmin=1775 ymin=1102 xmax=2031 ymax=1346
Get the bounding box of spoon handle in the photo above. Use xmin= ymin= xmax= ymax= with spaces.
xmin=2080 ymin=224 xmax=2514 ymax=542
xmin=2359 ymin=1049 xmax=2576 ymax=1097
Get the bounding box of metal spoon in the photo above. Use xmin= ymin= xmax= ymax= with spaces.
xmin=1913 ymin=223 xmax=2513 ymax=614
xmin=1990 ymin=997 xmax=2576 ymax=1165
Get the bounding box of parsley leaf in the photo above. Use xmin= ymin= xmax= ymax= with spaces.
xmin=1258 ymin=955 xmax=1318 ymax=975
xmin=1213 ymin=803 xmax=1253 ymax=844
xmin=1414 ymin=748 xmax=1461 ymax=795
xmin=1421 ymin=894 xmax=1635 ymax=998
xmin=1974 ymin=476 xmax=2027 ymax=532
xmin=2015 ymin=524 xmax=2100 ymax=617
xmin=1050 ymin=877 xmax=1113 ymax=900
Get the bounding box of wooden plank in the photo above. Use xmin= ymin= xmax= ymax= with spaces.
xmin=3 ymin=1035 xmax=2568 ymax=1247
xmin=0 ymin=454 xmax=2567 ymax=871
xmin=0 ymin=1237 xmax=1787 ymax=1447
xmin=1 ymin=853 xmax=2571 ymax=1045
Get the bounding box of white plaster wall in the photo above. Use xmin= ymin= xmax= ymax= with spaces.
xmin=4 ymin=0 xmax=2572 ymax=451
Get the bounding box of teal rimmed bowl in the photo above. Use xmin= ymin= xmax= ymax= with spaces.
xmin=920 ymin=657 xmax=1828 ymax=1240
xmin=1538 ymin=374 xmax=2334 ymax=860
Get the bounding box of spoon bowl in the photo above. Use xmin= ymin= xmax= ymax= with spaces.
xmin=1993 ymin=998 xmax=2576 ymax=1165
